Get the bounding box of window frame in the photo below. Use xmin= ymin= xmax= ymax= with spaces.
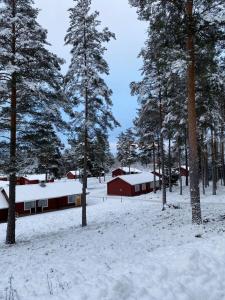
xmin=37 ymin=199 xmax=48 ymax=208
xmin=24 ymin=201 xmax=36 ymax=211
xmin=68 ymin=195 xmax=76 ymax=204
xmin=142 ymin=183 xmax=146 ymax=191
xmin=134 ymin=184 xmax=140 ymax=192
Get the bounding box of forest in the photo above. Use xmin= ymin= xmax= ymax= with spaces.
xmin=0 ymin=1 xmax=225 ymax=299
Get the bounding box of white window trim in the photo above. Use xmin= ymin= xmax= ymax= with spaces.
xmin=38 ymin=199 xmax=48 ymax=208
xmin=24 ymin=201 xmax=36 ymax=211
xmin=68 ymin=195 xmax=76 ymax=204
xmin=134 ymin=185 xmax=140 ymax=192
xmin=142 ymin=183 xmax=146 ymax=191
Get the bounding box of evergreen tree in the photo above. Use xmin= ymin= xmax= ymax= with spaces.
xmin=0 ymin=0 xmax=65 ymax=243
xmin=129 ymin=0 xmax=225 ymax=223
xmin=65 ymin=0 xmax=119 ymax=227
xmin=117 ymin=129 xmax=137 ymax=172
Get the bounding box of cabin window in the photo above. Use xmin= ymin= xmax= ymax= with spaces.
xmin=68 ymin=195 xmax=76 ymax=204
xmin=24 ymin=201 xmax=36 ymax=211
xmin=38 ymin=199 xmax=48 ymax=208
xmin=142 ymin=183 xmax=146 ymax=191
xmin=135 ymin=185 xmax=140 ymax=192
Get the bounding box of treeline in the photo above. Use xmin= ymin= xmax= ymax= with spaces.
xmin=118 ymin=1 xmax=225 ymax=220
xmin=0 ymin=0 xmax=118 ymax=244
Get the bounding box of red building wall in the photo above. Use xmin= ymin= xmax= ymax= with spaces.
xmin=108 ymin=178 xmax=133 ymax=196
xmin=67 ymin=172 xmax=76 ymax=180
xmin=107 ymin=178 xmax=154 ymax=197
xmin=112 ymin=169 xmax=126 ymax=177
xmin=0 ymin=195 xmax=81 ymax=223
xmin=180 ymin=168 xmax=189 ymax=177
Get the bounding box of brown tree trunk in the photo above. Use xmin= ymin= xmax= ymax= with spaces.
xmin=221 ymin=140 xmax=225 ymax=186
xmin=211 ymin=129 xmax=217 ymax=195
xmin=186 ymin=0 xmax=201 ymax=224
xmin=201 ymin=134 xmax=205 ymax=195
xmin=159 ymin=91 xmax=166 ymax=209
xmin=6 ymin=0 xmax=17 ymax=244
xmin=168 ymin=136 xmax=172 ymax=192
xmin=82 ymin=20 xmax=88 ymax=227
xmin=178 ymin=142 xmax=182 ymax=196
xmin=205 ymin=145 xmax=209 ymax=188
xmin=157 ymin=137 xmax=161 ymax=190
xmin=153 ymin=141 xmax=156 ymax=193
xmin=185 ymin=127 xmax=189 ymax=186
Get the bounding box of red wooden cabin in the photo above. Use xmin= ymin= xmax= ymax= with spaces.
xmin=67 ymin=171 xmax=81 ymax=180
xmin=180 ymin=166 xmax=189 ymax=177
xmin=19 ymin=174 xmax=54 ymax=185
xmin=107 ymin=173 xmax=160 ymax=197
xmin=0 ymin=181 xmax=82 ymax=223
xmin=112 ymin=167 xmax=142 ymax=177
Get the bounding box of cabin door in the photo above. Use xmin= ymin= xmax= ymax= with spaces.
xmin=30 ymin=206 xmax=36 ymax=214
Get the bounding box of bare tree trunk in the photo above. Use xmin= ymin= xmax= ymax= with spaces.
xmin=178 ymin=142 xmax=182 ymax=195
xmin=82 ymin=87 xmax=88 ymax=227
xmin=153 ymin=141 xmax=156 ymax=193
xmin=205 ymin=145 xmax=209 ymax=187
xmin=211 ymin=129 xmax=216 ymax=195
xmin=82 ymin=20 xmax=88 ymax=227
xmin=201 ymin=134 xmax=205 ymax=195
xmin=168 ymin=136 xmax=172 ymax=192
xmin=221 ymin=140 xmax=225 ymax=186
xmin=157 ymin=137 xmax=161 ymax=190
xmin=185 ymin=127 xmax=189 ymax=186
xmin=186 ymin=0 xmax=201 ymax=224
xmin=159 ymin=91 xmax=166 ymax=209
xmin=6 ymin=0 xmax=17 ymax=244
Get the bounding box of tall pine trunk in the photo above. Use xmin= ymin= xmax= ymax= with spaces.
xmin=157 ymin=137 xmax=161 ymax=190
xmin=168 ymin=136 xmax=172 ymax=192
xmin=201 ymin=134 xmax=205 ymax=195
xmin=82 ymin=21 xmax=87 ymax=227
xmin=178 ymin=142 xmax=182 ymax=196
xmin=6 ymin=0 xmax=16 ymax=244
xmin=186 ymin=0 xmax=201 ymax=224
xmin=153 ymin=141 xmax=156 ymax=193
xmin=185 ymin=127 xmax=189 ymax=186
xmin=159 ymin=91 xmax=166 ymax=209
xmin=211 ymin=129 xmax=217 ymax=195
xmin=205 ymin=145 xmax=209 ymax=188
xmin=221 ymin=139 xmax=225 ymax=186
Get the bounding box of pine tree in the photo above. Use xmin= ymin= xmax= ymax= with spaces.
xmin=117 ymin=129 xmax=137 ymax=172
xmin=0 ymin=0 xmax=65 ymax=243
xmin=21 ymin=117 xmax=65 ymax=178
xmin=129 ymin=0 xmax=225 ymax=223
xmin=65 ymin=0 xmax=119 ymax=227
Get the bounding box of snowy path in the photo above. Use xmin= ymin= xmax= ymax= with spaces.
xmin=0 ymin=179 xmax=225 ymax=299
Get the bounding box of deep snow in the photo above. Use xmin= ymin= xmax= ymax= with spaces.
xmin=0 ymin=178 xmax=225 ymax=300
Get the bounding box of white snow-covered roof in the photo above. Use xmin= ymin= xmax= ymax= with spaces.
xmin=67 ymin=171 xmax=81 ymax=176
xmin=151 ymin=170 xmax=162 ymax=177
xmin=0 ymin=181 xmax=9 ymax=188
xmin=0 ymin=190 xmax=7 ymax=209
xmin=180 ymin=165 xmax=189 ymax=170
xmin=109 ymin=172 xmax=158 ymax=186
xmin=23 ymin=174 xmax=49 ymax=181
xmin=116 ymin=167 xmax=142 ymax=173
xmin=0 ymin=181 xmax=82 ymax=210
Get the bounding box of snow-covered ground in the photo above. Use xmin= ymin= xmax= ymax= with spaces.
xmin=0 ymin=178 xmax=225 ymax=300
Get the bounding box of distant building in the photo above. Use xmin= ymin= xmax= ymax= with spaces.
xmin=107 ymin=173 xmax=160 ymax=197
xmin=19 ymin=174 xmax=54 ymax=185
xmin=112 ymin=167 xmax=142 ymax=177
xmin=67 ymin=171 xmax=81 ymax=180
xmin=0 ymin=174 xmax=54 ymax=185
xmin=0 ymin=181 xmax=82 ymax=222
xmin=175 ymin=166 xmax=189 ymax=177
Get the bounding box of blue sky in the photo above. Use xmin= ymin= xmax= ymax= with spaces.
xmin=34 ymin=0 xmax=147 ymax=152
